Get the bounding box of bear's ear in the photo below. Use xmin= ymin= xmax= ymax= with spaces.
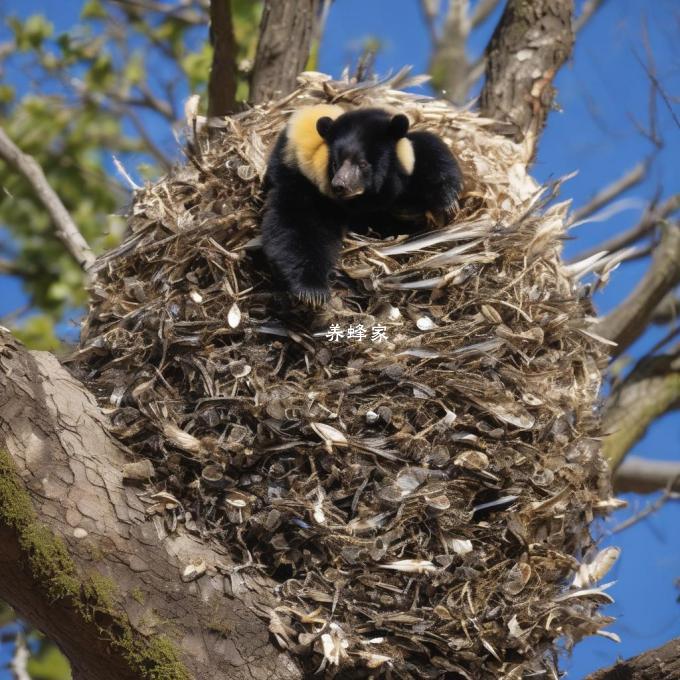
xmin=389 ymin=114 xmax=410 ymax=139
xmin=316 ymin=116 xmax=334 ymax=139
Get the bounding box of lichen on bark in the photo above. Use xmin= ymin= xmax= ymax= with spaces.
xmin=0 ymin=449 xmax=190 ymax=680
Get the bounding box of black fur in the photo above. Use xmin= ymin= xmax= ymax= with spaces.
xmin=261 ymin=108 xmax=463 ymax=304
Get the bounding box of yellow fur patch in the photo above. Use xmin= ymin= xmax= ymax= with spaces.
xmin=284 ymin=104 xmax=345 ymax=194
xmin=396 ymin=137 xmax=415 ymax=175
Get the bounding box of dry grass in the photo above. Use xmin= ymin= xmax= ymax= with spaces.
xmin=73 ymin=71 xmax=618 ymax=678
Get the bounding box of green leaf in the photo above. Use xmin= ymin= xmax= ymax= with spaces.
xmin=11 ymin=316 xmax=63 ymax=352
xmin=23 ymin=15 xmax=54 ymax=50
xmin=0 ymin=84 xmax=15 ymax=104
xmin=123 ymin=51 xmax=145 ymax=86
xmin=26 ymin=640 xmax=73 ymax=680
xmin=181 ymin=44 xmax=212 ymax=90
xmin=81 ymin=0 xmax=108 ymax=20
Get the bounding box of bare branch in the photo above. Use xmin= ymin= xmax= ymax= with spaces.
xmin=419 ymin=0 xmax=440 ymax=45
xmin=586 ymin=636 xmax=680 ymax=679
xmin=602 ymin=346 xmax=680 ymax=468
xmin=569 ymin=159 xmax=649 ymax=225
xmin=68 ymin=80 xmax=174 ymax=170
xmin=250 ymin=0 xmax=320 ymax=104
xmin=137 ymin=82 xmax=176 ymax=121
xmin=573 ymin=0 xmax=607 ymax=33
xmin=208 ymin=0 xmax=237 ymax=117
xmin=651 ymin=291 xmax=679 ymax=325
xmin=125 ymin=106 xmax=174 ymax=171
xmin=110 ymin=0 xmax=206 ymax=25
xmin=0 ymin=126 xmax=95 ymax=270
xmin=479 ymin=0 xmax=575 ymax=161
xmin=429 ymin=0 xmax=471 ymax=104
xmin=470 ymin=0 xmax=502 ymax=28
xmin=635 ymin=23 xmax=680 ymax=131
xmin=464 ymin=53 xmax=487 ymax=91
xmin=70 ymin=76 xmax=175 ymax=123
xmin=614 ymin=455 xmax=680 ymax=494
xmin=571 ymin=193 xmax=680 ymax=263
xmin=611 ymin=486 xmax=679 ymax=533
xmin=595 ymin=224 xmax=680 ymax=356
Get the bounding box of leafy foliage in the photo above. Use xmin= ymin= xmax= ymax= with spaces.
xmin=0 ymin=1 xmax=262 ymax=344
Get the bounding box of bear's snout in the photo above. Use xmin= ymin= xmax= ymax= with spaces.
xmin=331 ymin=160 xmax=365 ymax=198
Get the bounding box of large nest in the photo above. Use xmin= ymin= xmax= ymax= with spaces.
xmin=74 ymin=71 xmax=618 ymax=678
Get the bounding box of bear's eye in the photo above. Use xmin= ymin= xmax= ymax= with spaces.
xmin=358 ymin=160 xmax=369 ymax=171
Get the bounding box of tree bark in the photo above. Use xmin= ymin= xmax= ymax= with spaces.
xmin=602 ymin=347 xmax=680 ymax=468
xmin=479 ymin=0 xmax=574 ymax=160
xmin=250 ymin=0 xmax=320 ymax=104
xmin=595 ymin=224 xmax=680 ymax=357
xmin=0 ymin=330 xmax=300 ymax=680
xmin=208 ymin=0 xmax=238 ymax=116
xmin=586 ymin=635 xmax=680 ymax=679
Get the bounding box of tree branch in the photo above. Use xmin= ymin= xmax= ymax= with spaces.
xmin=595 ymin=224 xmax=680 ymax=356
xmin=470 ymin=0 xmax=503 ymax=29
xmin=586 ymin=635 xmax=680 ymax=679
xmin=611 ymin=486 xmax=679 ymax=533
xmin=569 ymin=159 xmax=649 ymax=225
xmin=602 ymin=347 xmax=680 ymax=468
xmin=651 ymin=291 xmax=679 ymax=325
xmin=208 ymin=0 xmax=237 ymax=117
xmin=250 ymin=0 xmax=320 ymax=104
xmin=110 ymin=0 xmax=207 ymax=25
xmin=0 ymin=330 xmax=300 ymax=680
xmin=479 ymin=0 xmax=574 ymax=161
xmin=573 ymin=0 xmax=608 ymax=33
xmin=0 ymin=126 xmax=95 ymax=270
xmin=429 ymin=0 xmax=471 ymax=105
xmin=571 ymin=192 xmax=680 ymax=263
xmin=614 ymin=455 xmax=680 ymax=494
xmin=419 ymin=0 xmax=439 ymax=45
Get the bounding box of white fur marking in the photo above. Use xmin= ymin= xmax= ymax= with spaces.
xmin=396 ymin=138 xmax=415 ymax=175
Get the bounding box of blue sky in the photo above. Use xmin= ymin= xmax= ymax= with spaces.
xmin=0 ymin=1 xmax=679 ymax=678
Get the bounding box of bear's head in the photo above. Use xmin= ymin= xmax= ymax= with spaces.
xmin=315 ymin=108 xmax=414 ymax=205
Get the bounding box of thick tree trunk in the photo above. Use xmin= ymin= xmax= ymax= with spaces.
xmin=208 ymin=0 xmax=238 ymax=116
xmin=586 ymin=636 xmax=680 ymax=679
xmin=0 ymin=330 xmax=300 ymax=680
xmin=250 ymin=0 xmax=320 ymax=104
xmin=480 ymin=0 xmax=574 ymax=160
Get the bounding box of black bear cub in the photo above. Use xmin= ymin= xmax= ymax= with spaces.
xmin=261 ymin=105 xmax=463 ymax=306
